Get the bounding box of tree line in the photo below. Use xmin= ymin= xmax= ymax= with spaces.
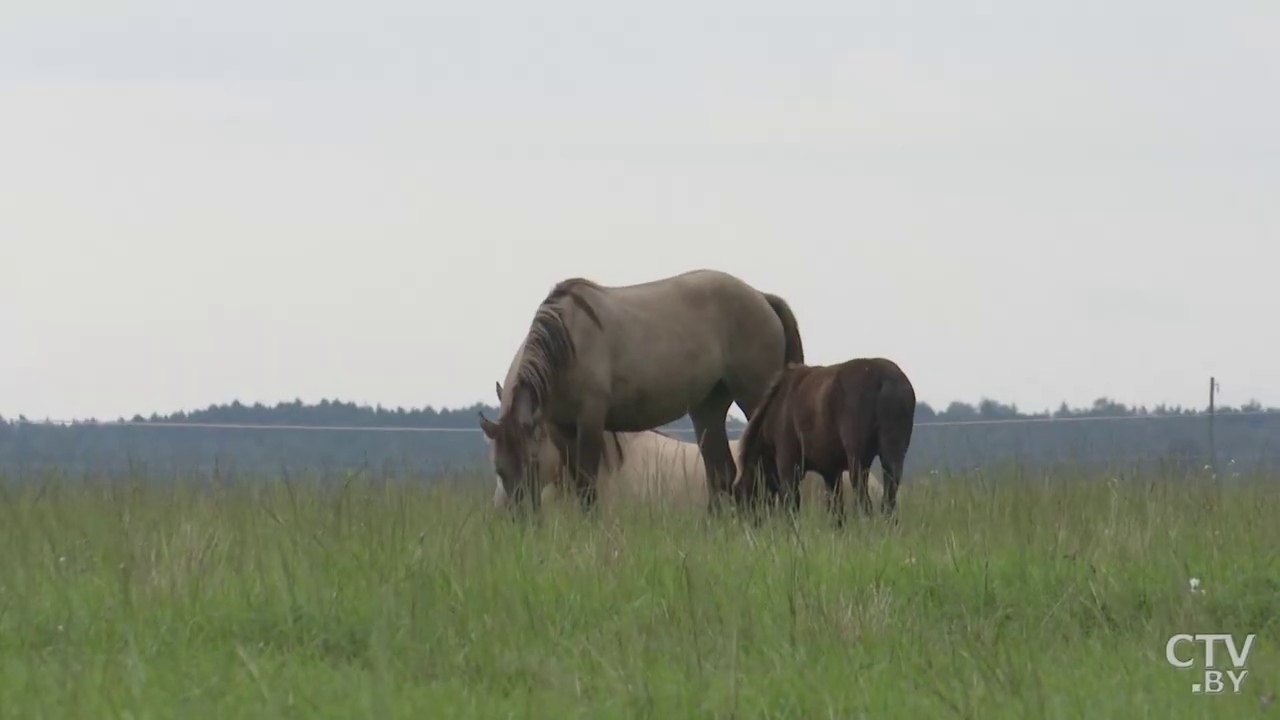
xmin=2 ymin=395 xmax=1278 ymax=479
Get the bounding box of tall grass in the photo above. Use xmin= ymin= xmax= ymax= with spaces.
xmin=0 ymin=466 xmax=1276 ymax=718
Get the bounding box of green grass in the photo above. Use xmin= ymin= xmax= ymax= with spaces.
xmin=0 ymin=467 xmax=1278 ymax=719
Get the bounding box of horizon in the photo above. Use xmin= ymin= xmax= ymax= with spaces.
xmin=6 ymin=389 xmax=1268 ymax=426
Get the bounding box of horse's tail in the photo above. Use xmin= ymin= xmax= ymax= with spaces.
xmin=761 ymin=292 xmax=805 ymax=365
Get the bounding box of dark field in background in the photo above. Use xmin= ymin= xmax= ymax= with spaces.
xmin=4 ymin=396 xmax=1279 ymax=477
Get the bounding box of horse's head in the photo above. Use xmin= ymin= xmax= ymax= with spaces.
xmin=481 ymin=381 xmax=558 ymax=510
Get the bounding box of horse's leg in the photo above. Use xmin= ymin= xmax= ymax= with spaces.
xmin=530 ymin=473 xmax=544 ymax=512
xmin=565 ymin=417 xmax=606 ymax=513
xmin=556 ymin=427 xmax=580 ymax=509
xmin=690 ymin=389 xmax=735 ymax=515
xmin=823 ymin=472 xmax=845 ymax=528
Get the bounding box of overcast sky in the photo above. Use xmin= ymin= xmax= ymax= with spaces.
xmin=2 ymin=0 xmax=1277 ymax=422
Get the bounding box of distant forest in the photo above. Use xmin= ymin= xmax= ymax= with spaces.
xmin=3 ymin=395 xmax=1278 ymax=480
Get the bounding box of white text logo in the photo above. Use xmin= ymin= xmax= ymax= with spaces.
xmin=1165 ymin=634 xmax=1256 ymax=694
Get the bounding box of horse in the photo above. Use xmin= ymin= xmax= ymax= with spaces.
xmin=485 ymin=384 xmax=882 ymax=510
xmin=490 ymin=429 xmax=709 ymax=510
xmin=477 ymin=269 xmax=804 ymax=514
xmin=731 ymin=357 xmax=916 ymax=525
xmin=482 ymin=380 xmax=696 ymax=508
xmin=488 ymin=427 xmax=882 ymax=512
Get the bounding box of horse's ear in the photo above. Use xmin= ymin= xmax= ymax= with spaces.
xmin=494 ymin=381 xmax=503 ymax=401
xmin=478 ymin=411 xmax=498 ymax=439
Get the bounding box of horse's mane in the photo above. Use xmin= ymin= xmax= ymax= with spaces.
xmin=598 ymin=430 xmax=626 ymax=473
xmin=513 ymin=278 xmax=605 ymax=409
xmin=547 ymin=278 xmax=604 ymax=328
xmin=736 ymin=363 xmax=797 ymax=468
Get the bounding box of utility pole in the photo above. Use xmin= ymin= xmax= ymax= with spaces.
xmin=1208 ymin=377 xmax=1218 ymax=475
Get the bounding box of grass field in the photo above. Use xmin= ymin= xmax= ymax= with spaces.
xmin=1 ymin=466 xmax=1277 ymax=719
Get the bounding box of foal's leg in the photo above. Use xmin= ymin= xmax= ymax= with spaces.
xmin=774 ymin=442 xmax=803 ymax=518
xmin=854 ymin=463 xmax=875 ymax=516
xmin=739 ymin=444 xmax=778 ymax=513
xmin=838 ymin=415 xmax=876 ymax=517
xmin=738 ymin=455 xmax=773 ymax=524
xmin=847 ymin=451 xmax=875 ymax=517
xmin=823 ymin=471 xmax=845 ymax=527
xmin=878 ymin=438 xmax=908 ymax=522
xmin=762 ymin=453 xmax=786 ymax=514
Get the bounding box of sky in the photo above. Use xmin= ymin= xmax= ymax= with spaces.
xmin=1 ymin=0 xmax=1277 ymax=422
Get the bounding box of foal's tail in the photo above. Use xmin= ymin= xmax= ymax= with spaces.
xmin=876 ymin=362 xmax=918 ymax=465
xmin=762 ymin=292 xmax=805 ymax=365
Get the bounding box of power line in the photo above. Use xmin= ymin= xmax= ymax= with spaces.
xmin=912 ymin=411 xmax=1274 ymax=427
xmin=13 ymin=420 xmax=476 ymax=433
xmin=8 ymin=409 xmax=1277 ymax=433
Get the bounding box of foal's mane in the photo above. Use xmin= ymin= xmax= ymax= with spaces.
xmin=736 ymin=362 xmax=798 ymax=464
xmin=512 ymin=278 xmax=605 ymax=410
